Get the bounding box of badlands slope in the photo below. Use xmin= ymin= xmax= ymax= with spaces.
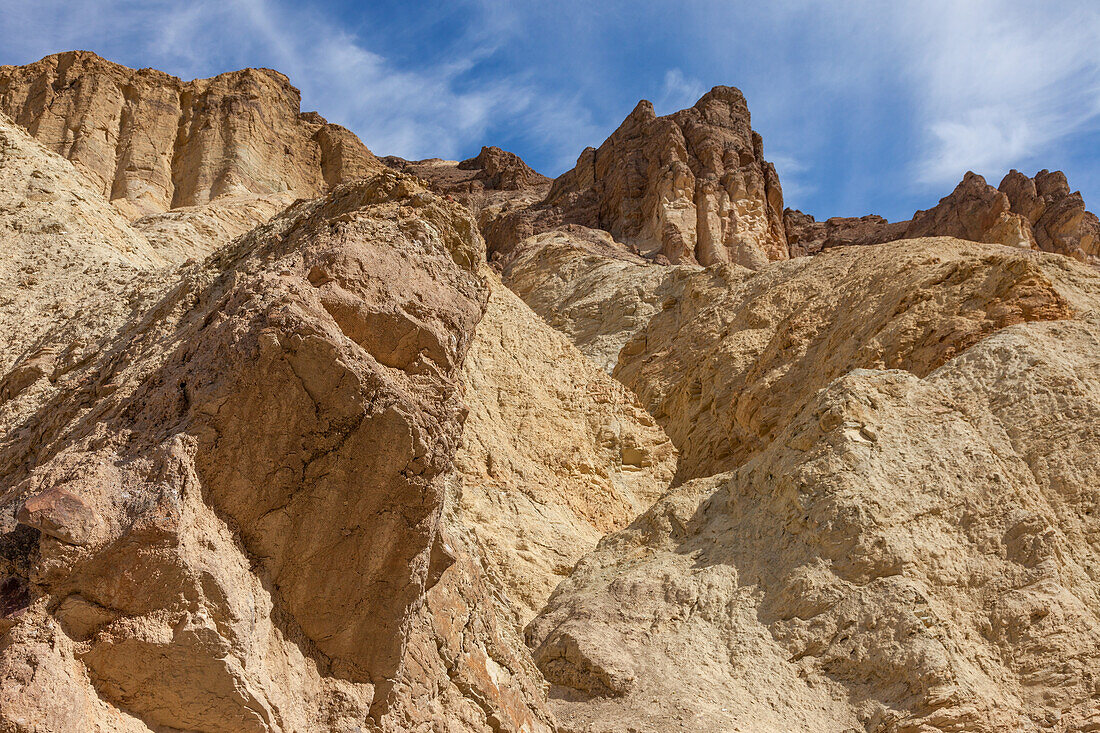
xmin=0 ymin=52 xmax=1098 ymax=733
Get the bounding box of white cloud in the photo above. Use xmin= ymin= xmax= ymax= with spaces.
xmin=6 ymin=0 xmax=1100 ymax=205
xmin=766 ymin=152 xmax=815 ymax=202
xmin=0 ymin=0 xmax=602 ymax=169
xmin=888 ymin=0 xmax=1100 ymax=186
xmin=655 ymin=69 xmax=706 ymax=114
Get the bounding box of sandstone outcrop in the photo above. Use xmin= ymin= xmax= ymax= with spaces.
xmin=0 ymin=112 xmax=173 ymax=413
xmin=0 ymin=171 xmax=557 ymax=731
xmin=502 ymin=227 xmax=697 ymax=374
xmin=385 ymin=146 xmax=549 ymax=197
xmin=516 ymin=235 xmax=1100 ymax=731
xmin=0 ymin=51 xmax=382 ymax=218
xmin=456 ymin=270 xmax=675 ymax=621
xmin=529 ymin=308 xmax=1100 ymax=732
xmin=1000 ymin=168 xmax=1100 ymax=260
xmin=383 ymin=147 xmax=552 ymax=272
xmin=134 ymin=192 xmax=298 ymax=262
xmin=906 ymin=172 xmax=1037 ymax=249
xmin=506 ymin=235 xmax=1092 ymax=483
xmin=784 ymin=209 xmax=907 ymax=257
xmin=616 ymin=238 xmax=1093 ymax=481
xmin=540 ymin=87 xmax=787 ymax=267
xmin=5 ymin=49 xmax=1100 ymax=733
xmin=788 ymin=170 xmax=1100 ymax=265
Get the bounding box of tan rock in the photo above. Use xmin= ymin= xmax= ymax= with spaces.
xmin=0 ymin=112 xmax=173 ymax=410
xmin=526 ymin=241 xmax=1100 ymax=731
xmin=510 ymin=236 xmax=1091 ymax=482
xmin=5 ymin=49 xmax=1100 ymax=733
xmin=980 ymin=209 xmax=1037 ymax=250
xmin=374 ymin=478 xmax=558 ymax=733
xmin=617 ymin=238 xmax=1094 ymax=481
xmin=456 ymin=269 xmax=675 ymax=621
xmin=784 ymin=209 xmax=908 ymax=257
xmin=134 ymin=191 xmax=297 ymax=262
xmin=543 ymin=87 xmax=787 ymax=267
xmin=786 ymin=170 xmax=1100 ymax=263
xmin=0 ymin=172 xmax=553 ymax=731
xmin=1001 ymin=169 xmax=1100 ymax=259
xmin=0 ymin=51 xmax=382 ymax=217
xmin=502 ymin=227 xmax=697 ymax=374
xmin=906 ymin=172 xmax=1016 ymax=243
xmin=529 ymin=310 xmax=1100 ymax=732
xmin=384 ymin=146 xmax=549 ymax=197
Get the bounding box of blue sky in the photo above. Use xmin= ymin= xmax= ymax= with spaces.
xmin=4 ymin=0 xmax=1100 ymax=221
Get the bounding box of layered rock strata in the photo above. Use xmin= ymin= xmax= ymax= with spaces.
xmin=0 ymin=51 xmax=381 ymax=218
xmin=539 ymin=87 xmax=787 ymax=267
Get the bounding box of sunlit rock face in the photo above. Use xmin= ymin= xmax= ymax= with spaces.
xmin=543 ymin=86 xmax=787 ymax=268
xmin=3 ymin=49 xmax=1100 ymax=733
xmin=0 ymin=50 xmax=381 ymax=218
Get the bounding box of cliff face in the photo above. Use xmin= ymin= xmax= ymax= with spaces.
xmin=510 ymin=230 xmax=1100 ymax=732
xmin=544 ymin=86 xmax=787 ymax=267
xmin=788 ymin=169 xmax=1100 ymax=265
xmin=3 ymin=51 xmax=1100 ymax=733
xmin=0 ymin=51 xmax=381 ymax=218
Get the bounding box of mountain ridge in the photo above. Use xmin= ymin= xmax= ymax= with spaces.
xmin=1 ymin=50 xmax=1099 ymax=733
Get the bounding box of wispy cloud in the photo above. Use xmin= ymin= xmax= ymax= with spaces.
xmin=895 ymin=0 xmax=1100 ymax=186
xmin=0 ymin=0 xmax=602 ymax=168
xmin=4 ymin=0 xmax=1100 ymax=214
xmin=767 ymin=153 xmax=815 ymax=202
xmin=655 ymin=69 xmax=706 ymax=115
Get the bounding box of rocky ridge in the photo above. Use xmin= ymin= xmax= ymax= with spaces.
xmin=0 ymin=51 xmax=382 ymax=218
xmin=2 ymin=51 xmax=1100 ymax=733
xmin=788 ymin=170 xmax=1100 ymax=264
xmin=480 ymin=87 xmax=788 ymax=269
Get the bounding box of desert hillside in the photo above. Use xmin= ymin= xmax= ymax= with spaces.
xmin=1 ymin=52 xmax=1099 ymax=733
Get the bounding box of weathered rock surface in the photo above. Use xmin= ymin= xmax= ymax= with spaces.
xmin=502 ymin=227 xmax=697 ymax=374
xmin=0 ymin=51 xmax=382 ymax=218
xmin=134 ymin=191 xmax=298 ymax=262
xmin=5 ymin=49 xmax=1100 ymax=733
xmin=456 ymin=270 xmax=675 ymax=621
xmin=0 ymin=112 xmax=174 ymax=413
xmin=905 ymin=172 xmax=1037 ymax=249
xmin=540 ymin=87 xmax=787 ymax=267
xmin=784 ymin=209 xmax=908 ymax=257
xmin=529 ymin=308 xmax=1100 ymax=732
xmin=385 ymin=146 xmax=549 ymax=197
xmin=1000 ymin=168 xmax=1100 ymax=260
xmin=0 ymin=172 xmax=556 ymax=731
xmin=616 ymin=238 xmax=1093 ymax=482
xmin=383 ymin=147 xmax=553 ymax=273
xmin=506 ymin=234 xmax=1094 ymax=484
xmin=788 ymin=170 xmax=1100 ymax=266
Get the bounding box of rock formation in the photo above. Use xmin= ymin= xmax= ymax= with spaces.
xmin=617 ymin=239 xmax=1085 ymax=481
xmin=517 ymin=235 xmax=1100 ymax=731
xmin=502 ymin=227 xmax=695 ymax=374
xmin=385 ymin=146 xmax=550 ymax=196
xmin=4 ymin=50 xmax=1100 ymax=733
xmin=539 ymin=87 xmax=787 ymax=267
xmin=784 ymin=209 xmax=908 ymax=257
xmin=905 ymin=171 xmax=1037 ymax=249
xmin=788 ymin=170 xmax=1100 ymax=264
xmin=470 ymin=86 xmax=788 ymax=269
xmin=0 ymin=51 xmax=381 ymax=218
xmin=456 ymin=271 xmax=675 ymax=621
xmin=529 ymin=312 xmax=1100 ymax=731
xmin=1000 ymin=168 xmax=1100 ymax=260
xmin=0 ymin=112 xmax=172 ymax=409
xmin=0 ymin=165 xmax=558 ymax=731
